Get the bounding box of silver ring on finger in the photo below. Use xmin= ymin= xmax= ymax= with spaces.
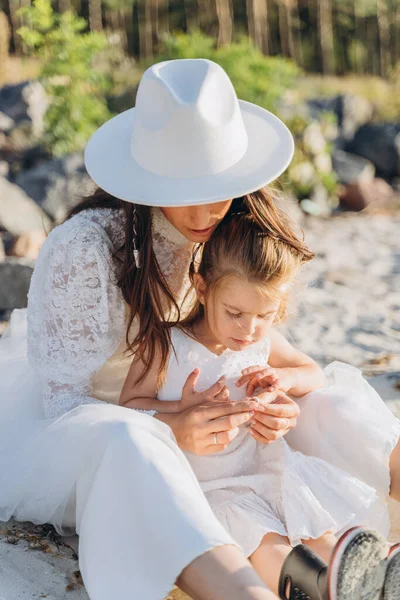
xmin=283 ymin=418 xmax=290 ymax=429
xmin=214 ymin=433 xmax=218 ymax=445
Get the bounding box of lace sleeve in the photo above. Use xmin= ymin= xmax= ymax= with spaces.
xmin=27 ymin=216 xmax=127 ymax=419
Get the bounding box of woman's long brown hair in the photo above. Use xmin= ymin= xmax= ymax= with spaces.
xmin=66 ymin=186 xmax=313 ymax=383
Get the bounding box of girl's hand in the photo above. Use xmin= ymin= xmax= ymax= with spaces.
xmin=236 ymin=365 xmax=293 ymax=395
xmin=247 ymin=389 xmax=300 ymax=445
xmin=155 ymin=397 xmax=260 ymax=455
xmin=179 ymin=368 xmax=230 ymax=410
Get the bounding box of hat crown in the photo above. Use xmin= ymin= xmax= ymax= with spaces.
xmin=130 ymin=59 xmax=248 ymax=178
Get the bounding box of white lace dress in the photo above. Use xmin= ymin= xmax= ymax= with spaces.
xmin=0 ymin=207 xmax=236 ymax=600
xmin=0 ymin=207 xmax=399 ymax=599
xmin=159 ymin=328 xmax=398 ymax=557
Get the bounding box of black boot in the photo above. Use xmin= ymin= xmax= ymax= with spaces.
xmin=278 ymin=527 xmax=388 ymax=600
xmin=278 ymin=544 xmax=328 ymax=600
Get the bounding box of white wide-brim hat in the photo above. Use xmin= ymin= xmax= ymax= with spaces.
xmin=84 ymin=58 xmax=294 ymax=207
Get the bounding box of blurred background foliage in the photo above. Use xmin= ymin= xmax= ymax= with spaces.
xmin=0 ymin=0 xmax=399 ymax=208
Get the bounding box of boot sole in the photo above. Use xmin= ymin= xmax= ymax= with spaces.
xmin=328 ymin=526 xmax=388 ymax=600
xmin=383 ymin=544 xmax=400 ymax=600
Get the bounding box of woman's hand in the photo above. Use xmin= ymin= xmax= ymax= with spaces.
xmin=247 ymin=389 xmax=300 ymax=445
xmin=155 ymin=397 xmax=259 ymax=455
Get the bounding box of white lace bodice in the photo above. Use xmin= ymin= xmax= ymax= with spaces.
xmin=27 ymin=207 xmax=194 ymax=418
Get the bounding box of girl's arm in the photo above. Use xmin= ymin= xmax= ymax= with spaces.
xmin=119 ymin=350 xmax=181 ymax=413
xmin=267 ymin=328 xmax=326 ymax=396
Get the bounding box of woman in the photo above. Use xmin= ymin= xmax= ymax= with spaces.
xmin=0 ymin=58 xmax=398 ymax=600
xmin=0 ymin=58 xmax=301 ymax=600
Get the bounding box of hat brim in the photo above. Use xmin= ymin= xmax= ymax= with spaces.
xmin=84 ymin=100 xmax=294 ymax=207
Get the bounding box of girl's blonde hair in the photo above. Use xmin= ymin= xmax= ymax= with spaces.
xmin=181 ymin=210 xmax=314 ymax=330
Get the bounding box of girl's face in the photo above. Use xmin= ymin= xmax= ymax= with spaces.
xmin=197 ymin=275 xmax=281 ymax=351
xmin=161 ymin=200 xmax=233 ymax=243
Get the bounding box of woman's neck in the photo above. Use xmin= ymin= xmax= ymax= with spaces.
xmin=151 ymin=207 xmax=195 ymax=314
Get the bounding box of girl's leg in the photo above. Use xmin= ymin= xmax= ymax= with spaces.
xmin=248 ymin=532 xmax=343 ymax=597
xmin=389 ymin=439 xmax=400 ymax=501
xmin=302 ymin=531 xmax=337 ymax=563
xmin=248 ymin=533 xmax=293 ymax=596
xmin=178 ymin=545 xmax=279 ymax=600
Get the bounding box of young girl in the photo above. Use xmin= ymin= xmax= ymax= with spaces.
xmin=120 ymin=212 xmax=400 ymax=600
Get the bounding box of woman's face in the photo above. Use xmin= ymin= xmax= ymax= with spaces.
xmin=161 ymin=200 xmax=233 ymax=242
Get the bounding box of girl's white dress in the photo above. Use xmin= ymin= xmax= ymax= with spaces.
xmin=0 ymin=206 xmax=399 ymax=599
xmin=159 ymin=328 xmax=399 ymax=557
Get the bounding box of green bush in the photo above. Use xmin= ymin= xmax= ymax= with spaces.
xmin=155 ymin=30 xmax=300 ymax=113
xmin=282 ymin=112 xmax=339 ymax=212
xmin=18 ymin=0 xmax=113 ymax=156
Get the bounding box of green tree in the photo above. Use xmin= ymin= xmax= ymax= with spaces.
xmin=17 ymin=0 xmax=113 ymax=156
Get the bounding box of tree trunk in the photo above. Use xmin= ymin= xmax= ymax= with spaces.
xmin=119 ymin=9 xmax=130 ymax=52
xmin=105 ymin=9 xmax=119 ymax=32
xmin=278 ymin=0 xmax=290 ymax=57
xmin=395 ymin=2 xmax=400 ymax=66
xmin=246 ymin=0 xmax=254 ymax=42
xmin=246 ymin=0 xmax=269 ymax=53
xmin=59 ymin=0 xmax=71 ymax=12
xmin=0 ymin=10 xmax=10 ymax=85
xmin=145 ymin=0 xmax=154 ymax=58
xmin=184 ymin=0 xmax=198 ymax=30
xmin=377 ymin=0 xmax=390 ymax=77
xmin=254 ymin=0 xmax=269 ymax=54
xmin=88 ymin=0 xmax=103 ymax=31
xmin=138 ymin=0 xmax=154 ymax=59
xmin=318 ymin=0 xmax=335 ymax=75
xmin=215 ymin=0 xmax=232 ymax=46
xmin=156 ymin=0 xmax=169 ymax=40
xmin=286 ymin=1 xmax=295 ymax=58
xmin=353 ymin=2 xmax=363 ymax=74
xmin=290 ymin=0 xmax=303 ymax=66
xmin=8 ymin=0 xmax=22 ymax=54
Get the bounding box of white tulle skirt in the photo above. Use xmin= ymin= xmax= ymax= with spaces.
xmin=0 ymin=310 xmax=399 ymax=597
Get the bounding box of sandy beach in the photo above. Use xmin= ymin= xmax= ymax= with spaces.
xmin=0 ymin=211 xmax=399 ymax=600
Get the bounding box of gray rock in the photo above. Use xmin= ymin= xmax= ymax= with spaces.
xmin=0 ymin=160 xmax=9 ymax=177
xmin=339 ymin=94 xmax=374 ymax=140
xmin=332 ymin=149 xmax=375 ymax=185
xmin=0 ymin=176 xmax=52 ymax=235
xmin=0 ymin=81 xmax=48 ymax=139
xmin=0 ymin=258 xmax=34 ymax=310
xmin=307 ymin=95 xmax=342 ymax=121
xmin=15 ymin=153 xmax=96 ymax=222
xmin=8 ymin=230 xmax=47 ymax=260
xmin=339 ymin=178 xmax=395 ymax=211
xmin=0 ymin=110 xmax=14 ymax=133
xmin=307 ymin=94 xmax=373 ymax=140
xmin=345 ymin=123 xmax=400 ymax=180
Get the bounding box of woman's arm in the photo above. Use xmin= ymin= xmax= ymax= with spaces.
xmin=267 ymin=328 xmax=326 ymax=396
xmin=27 ymin=218 xmax=127 ymax=418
